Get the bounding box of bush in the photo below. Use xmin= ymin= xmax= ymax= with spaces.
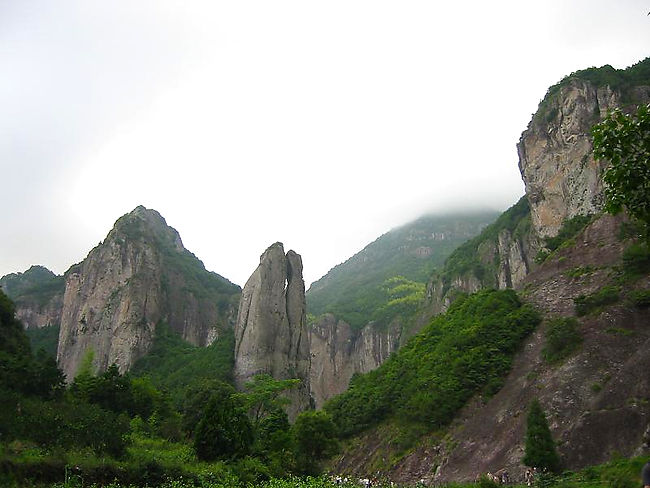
xmin=542 ymin=317 xmax=583 ymax=363
xmin=574 ymin=286 xmax=620 ymax=316
xmin=629 ymin=289 xmax=650 ymax=308
xmin=622 ymin=242 xmax=650 ymax=277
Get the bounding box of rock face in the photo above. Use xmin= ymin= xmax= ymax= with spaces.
xmin=0 ymin=266 xmax=64 ymax=329
xmin=57 ymin=206 xmax=240 ymax=380
xmin=518 ymin=79 xmax=650 ymax=238
xmin=234 ymin=242 xmax=311 ymax=419
xmin=309 ymin=314 xmax=401 ymax=408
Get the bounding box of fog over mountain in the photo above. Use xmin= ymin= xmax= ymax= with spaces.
xmin=1 ymin=1 xmax=648 ymax=286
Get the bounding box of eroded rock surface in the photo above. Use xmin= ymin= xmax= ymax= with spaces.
xmin=234 ymin=242 xmax=311 ymax=419
xmin=309 ymin=314 xmax=401 ymax=408
xmin=57 ymin=206 xmax=240 ymax=380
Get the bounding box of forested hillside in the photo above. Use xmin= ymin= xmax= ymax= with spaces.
xmin=307 ymin=212 xmax=497 ymax=329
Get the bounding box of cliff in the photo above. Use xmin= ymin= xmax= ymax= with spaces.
xmin=234 ymin=242 xmax=311 ymax=419
xmin=309 ymin=314 xmax=401 ymax=408
xmin=422 ymin=59 xmax=650 ymax=317
xmin=57 ymin=206 xmax=240 ymax=380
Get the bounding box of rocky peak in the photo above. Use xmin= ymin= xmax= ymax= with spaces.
xmin=57 ymin=206 xmax=240 ymax=380
xmin=234 ymin=242 xmax=311 ymax=420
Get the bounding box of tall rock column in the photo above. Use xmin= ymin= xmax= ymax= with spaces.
xmin=234 ymin=242 xmax=311 ymax=420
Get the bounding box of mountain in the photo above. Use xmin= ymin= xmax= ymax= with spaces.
xmin=307 ymin=212 xmax=499 ymax=329
xmin=56 ymin=206 xmax=241 ymax=380
xmin=0 ymin=265 xmax=65 ymax=330
xmin=307 ymin=212 xmax=498 ymax=407
xmin=326 ymin=58 xmax=650 ymax=483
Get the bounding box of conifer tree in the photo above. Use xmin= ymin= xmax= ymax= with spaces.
xmin=523 ymin=399 xmax=561 ymax=473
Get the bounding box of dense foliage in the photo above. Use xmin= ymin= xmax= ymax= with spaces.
xmin=0 ymin=265 xmax=65 ymax=308
xmin=440 ymin=197 xmax=531 ymax=292
xmin=307 ymin=212 xmax=497 ymax=329
xmin=130 ymin=322 xmax=235 ymax=404
xmin=324 ymin=289 xmax=540 ymax=437
xmin=593 ymin=103 xmax=650 ymax=241
xmin=523 ymin=399 xmax=561 ymax=473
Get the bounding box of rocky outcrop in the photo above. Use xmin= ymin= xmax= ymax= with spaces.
xmin=57 ymin=206 xmax=240 ymax=380
xmin=309 ymin=314 xmax=401 ymax=408
xmin=518 ymin=79 xmax=650 ymax=238
xmin=234 ymin=242 xmax=311 ymax=419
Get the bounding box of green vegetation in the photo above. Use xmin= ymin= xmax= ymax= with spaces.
xmin=307 ymin=212 xmax=498 ymax=329
xmin=440 ymin=197 xmax=530 ymax=292
xmin=0 ymin=289 xmax=341 ymax=487
xmin=130 ymin=322 xmax=235 ymax=404
xmin=629 ymin=289 xmax=650 ymax=307
xmin=542 ymin=317 xmax=582 ymax=364
xmin=592 ymin=103 xmax=650 ymax=240
xmin=0 ymin=266 xmax=65 ymax=308
xmin=324 ymin=289 xmax=540 ymax=438
xmin=574 ymin=286 xmax=620 ymax=316
xmin=24 ymin=324 xmax=60 ymax=359
xmin=622 ymin=242 xmax=650 ymax=278
xmin=523 ymin=399 xmax=561 ymax=473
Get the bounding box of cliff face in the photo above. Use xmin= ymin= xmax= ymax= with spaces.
xmin=309 ymin=314 xmax=401 ymax=408
xmin=57 ymin=206 xmax=240 ymax=380
xmin=518 ymin=79 xmax=650 ymax=238
xmin=234 ymin=242 xmax=311 ymax=419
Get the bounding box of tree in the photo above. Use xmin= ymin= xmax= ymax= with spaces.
xmin=194 ymin=393 xmax=253 ymax=461
xmin=523 ymin=399 xmax=561 ymax=473
xmin=292 ymin=410 xmax=338 ymax=475
xmin=592 ymin=103 xmax=650 ymax=238
xmin=235 ymin=374 xmax=300 ymax=428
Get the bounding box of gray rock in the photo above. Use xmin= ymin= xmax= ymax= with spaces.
xmin=234 ymin=242 xmax=311 ymax=419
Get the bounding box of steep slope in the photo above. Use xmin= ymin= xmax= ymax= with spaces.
xmin=0 ymin=265 xmax=64 ymax=329
xmin=307 ymin=212 xmax=497 ymax=407
xmin=326 ymin=59 xmax=650 ymax=483
xmin=307 ymin=212 xmax=498 ymax=329
xmin=57 ymin=206 xmax=240 ymax=380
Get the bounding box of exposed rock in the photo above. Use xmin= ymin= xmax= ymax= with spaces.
xmin=309 ymin=314 xmax=401 ymax=408
xmin=234 ymin=242 xmax=311 ymax=419
xmin=517 ymin=79 xmax=650 ymax=238
xmin=57 ymin=206 xmax=240 ymax=380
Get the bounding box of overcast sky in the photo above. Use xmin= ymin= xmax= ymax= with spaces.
xmin=1 ymin=1 xmax=648 ymax=287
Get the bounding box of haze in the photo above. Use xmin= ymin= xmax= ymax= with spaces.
xmin=1 ymin=1 xmax=648 ymax=287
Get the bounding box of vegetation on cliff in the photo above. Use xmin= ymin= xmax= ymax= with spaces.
xmin=324 ymin=289 xmax=540 ymax=437
xmin=536 ymin=57 xmax=650 ymax=122
xmin=439 ymin=196 xmax=531 ymax=292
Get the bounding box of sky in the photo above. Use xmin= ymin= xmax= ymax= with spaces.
xmin=1 ymin=1 xmax=649 ymax=288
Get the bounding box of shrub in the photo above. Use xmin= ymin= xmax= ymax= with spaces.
xmin=629 ymin=289 xmax=650 ymax=308
xmin=542 ymin=317 xmax=582 ymax=363
xmin=574 ymin=286 xmax=620 ymax=316
xmin=622 ymin=242 xmax=650 ymax=277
